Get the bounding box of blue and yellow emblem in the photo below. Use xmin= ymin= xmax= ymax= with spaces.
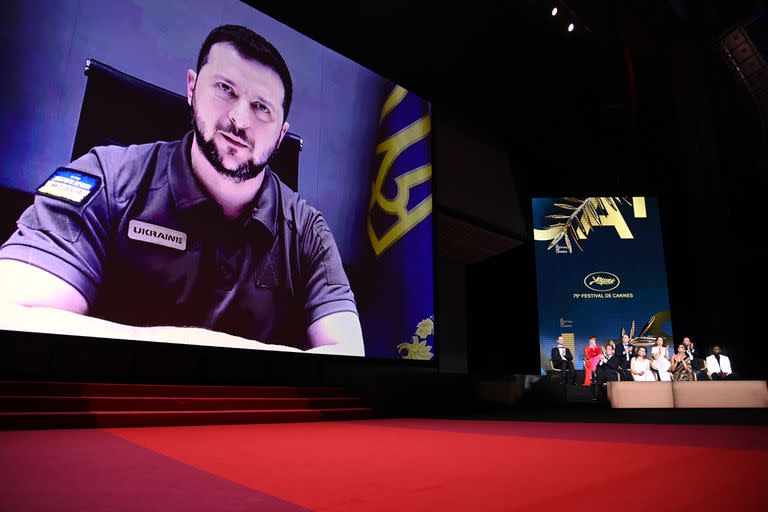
xmin=367 ymin=84 xmax=432 ymax=256
xmin=362 ymin=82 xmax=435 ymax=359
xmin=37 ymin=168 xmax=101 ymax=205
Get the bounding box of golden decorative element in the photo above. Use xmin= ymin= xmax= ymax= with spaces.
xmin=619 ymin=311 xmax=672 ymax=346
xmin=367 ymin=86 xmax=432 ymax=256
xmin=398 ymin=314 xmax=435 ymax=360
xmin=542 ymin=197 xmax=632 ymax=253
xmin=415 ymin=318 xmax=434 ymax=338
xmin=397 ymin=336 xmax=434 ymax=360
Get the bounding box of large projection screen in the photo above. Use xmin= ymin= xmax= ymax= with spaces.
xmin=0 ymin=0 xmax=435 ymax=362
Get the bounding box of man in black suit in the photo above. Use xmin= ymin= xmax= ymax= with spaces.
xmin=615 ymin=334 xmax=634 ymax=381
xmin=551 ymin=336 xmax=575 ymax=385
xmin=593 ymin=344 xmax=620 ymax=400
xmin=682 ymin=337 xmax=706 ymax=380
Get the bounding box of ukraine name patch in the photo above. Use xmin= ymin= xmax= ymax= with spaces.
xmin=128 ymin=220 xmax=187 ymax=251
xmin=37 ymin=168 xmax=101 ymax=205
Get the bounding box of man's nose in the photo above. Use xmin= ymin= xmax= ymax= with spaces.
xmin=228 ymin=99 xmax=252 ymax=130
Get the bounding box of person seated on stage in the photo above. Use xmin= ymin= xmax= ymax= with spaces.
xmin=683 ymin=336 xmax=706 ymax=380
xmin=670 ymin=343 xmax=695 ymax=381
xmin=551 ymin=336 xmax=576 ymax=385
xmin=582 ymin=335 xmax=601 ymax=387
xmin=630 ymin=347 xmax=656 ymax=381
xmin=615 ymin=333 xmax=634 ymax=381
xmin=593 ymin=344 xmax=620 ymax=400
xmin=706 ymin=345 xmax=737 ymax=380
xmin=650 ymin=336 xmax=672 ymax=381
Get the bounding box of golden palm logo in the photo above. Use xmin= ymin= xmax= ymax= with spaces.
xmin=584 ymin=272 xmax=620 ymax=291
xmin=367 ymin=85 xmax=432 ymax=256
xmin=534 ymin=197 xmax=648 ymax=253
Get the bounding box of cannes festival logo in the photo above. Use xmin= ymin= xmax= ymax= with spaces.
xmin=584 ymin=272 xmax=620 ymax=292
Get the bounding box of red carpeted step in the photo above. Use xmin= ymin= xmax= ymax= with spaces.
xmin=0 ymin=381 xmax=347 ymax=398
xmin=0 ymin=396 xmax=362 ymax=412
xmin=0 ymin=381 xmax=374 ymax=429
xmin=0 ymin=408 xmax=374 ymax=429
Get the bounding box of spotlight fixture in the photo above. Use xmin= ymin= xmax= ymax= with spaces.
xmin=552 ymin=7 xmax=558 ymax=16
xmin=568 ymin=23 xmax=575 ymax=32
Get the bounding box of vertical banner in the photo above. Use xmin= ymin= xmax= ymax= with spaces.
xmin=359 ymin=82 xmax=435 ymax=359
xmin=533 ymin=197 xmax=673 ymax=373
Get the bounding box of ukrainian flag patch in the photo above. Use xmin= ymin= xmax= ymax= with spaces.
xmin=37 ymin=168 xmax=101 ymax=205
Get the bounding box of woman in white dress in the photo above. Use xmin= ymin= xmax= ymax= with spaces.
xmin=630 ymin=347 xmax=655 ymax=381
xmin=650 ymin=336 xmax=672 ymax=381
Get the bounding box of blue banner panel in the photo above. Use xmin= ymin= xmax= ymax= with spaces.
xmin=533 ymin=197 xmax=673 ymax=373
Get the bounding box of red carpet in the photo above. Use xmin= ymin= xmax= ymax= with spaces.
xmin=2 ymin=419 xmax=767 ymax=511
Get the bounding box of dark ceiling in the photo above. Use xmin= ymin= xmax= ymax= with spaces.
xmin=247 ymin=1 xmax=765 ymax=185
xmin=246 ymin=1 xmax=764 ymax=122
xmin=247 ymin=0 xmax=614 ymax=118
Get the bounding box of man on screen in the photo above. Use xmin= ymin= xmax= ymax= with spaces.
xmin=0 ymin=25 xmax=364 ymax=356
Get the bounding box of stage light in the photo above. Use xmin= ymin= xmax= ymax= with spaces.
xmin=552 ymin=7 xmax=558 ymax=16
xmin=568 ymin=23 xmax=575 ymax=32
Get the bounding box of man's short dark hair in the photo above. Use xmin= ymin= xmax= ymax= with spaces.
xmin=589 ymin=336 xmax=597 ymax=340
xmin=197 ymin=25 xmax=293 ymax=121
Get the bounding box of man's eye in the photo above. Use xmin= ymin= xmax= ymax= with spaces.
xmin=254 ymin=103 xmax=270 ymax=114
xmin=217 ymin=82 xmax=233 ymax=94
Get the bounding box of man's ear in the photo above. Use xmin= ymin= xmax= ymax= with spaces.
xmin=278 ymin=121 xmax=290 ymax=145
xmin=186 ymin=69 xmax=197 ymax=107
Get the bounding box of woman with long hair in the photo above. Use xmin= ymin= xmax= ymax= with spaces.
xmin=670 ymin=343 xmax=695 ymax=381
xmin=650 ymin=336 xmax=672 ymax=381
xmin=631 ymin=346 xmax=655 ymax=381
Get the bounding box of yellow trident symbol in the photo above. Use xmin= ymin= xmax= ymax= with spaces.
xmin=367 ymin=85 xmax=432 ymax=256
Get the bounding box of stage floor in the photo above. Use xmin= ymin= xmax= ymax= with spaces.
xmin=2 ymin=418 xmax=767 ymax=511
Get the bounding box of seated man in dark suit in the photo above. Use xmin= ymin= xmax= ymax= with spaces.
xmin=593 ymin=344 xmax=620 ymax=400
xmin=682 ymin=336 xmax=706 ymax=380
xmin=551 ymin=336 xmax=575 ymax=386
xmin=615 ymin=333 xmax=634 ymax=381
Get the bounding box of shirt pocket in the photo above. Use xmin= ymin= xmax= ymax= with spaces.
xmin=18 ymin=199 xmax=83 ymax=243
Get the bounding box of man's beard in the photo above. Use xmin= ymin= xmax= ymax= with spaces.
xmin=192 ymin=110 xmax=281 ymax=183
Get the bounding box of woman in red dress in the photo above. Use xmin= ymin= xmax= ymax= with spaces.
xmin=582 ymin=336 xmax=601 ymax=386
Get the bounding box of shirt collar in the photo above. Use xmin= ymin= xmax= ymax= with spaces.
xmin=169 ymin=131 xmax=209 ymax=211
xmin=169 ymin=131 xmax=278 ymax=237
xmin=249 ymin=167 xmax=278 ymax=237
